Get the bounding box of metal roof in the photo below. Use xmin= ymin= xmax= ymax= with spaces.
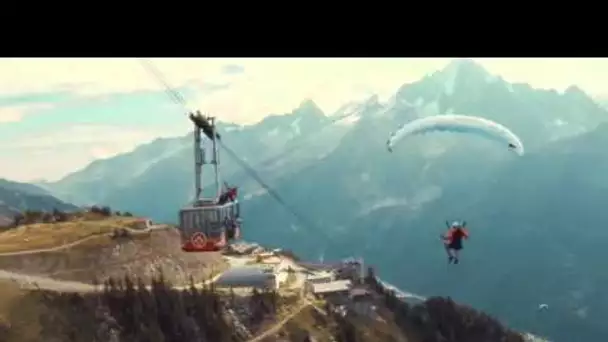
xmin=298 ymin=262 xmax=339 ymax=271
xmin=307 ymin=270 xmax=334 ymax=279
xmin=215 ymin=266 xmax=275 ymax=288
xmin=349 ymin=288 xmax=371 ymax=298
xmin=311 ymin=280 xmax=352 ymax=294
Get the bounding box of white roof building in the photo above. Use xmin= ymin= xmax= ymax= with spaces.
xmin=311 ymin=280 xmax=352 ymax=295
xmin=306 ymin=270 xmax=336 ymax=284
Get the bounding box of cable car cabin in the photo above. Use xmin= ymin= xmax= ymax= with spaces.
xmin=179 ymin=199 xmax=241 ymax=252
xmin=179 ymin=112 xmax=241 ymax=252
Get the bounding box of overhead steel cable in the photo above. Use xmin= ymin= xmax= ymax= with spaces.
xmin=218 ymin=141 xmax=321 ymax=231
xmin=255 ymin=110 xmax=361 ymax=168
xmin=137 ymin=58 xmax=330 ymax=243
xmin=142 ymin=58 xmax=360 ymax=172
xmin=139 ymin=59 xmax=188 ymax=108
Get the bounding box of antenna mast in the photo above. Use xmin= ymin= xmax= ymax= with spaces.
xmin=193 ymin=120 xmax=203 ymax=201
xmin=210 ymin=116 xmax=221 ymax=200
xmin=191 ymin=111 xmax=222 ymax=204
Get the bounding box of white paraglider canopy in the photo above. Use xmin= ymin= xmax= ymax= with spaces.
xmin=386 ymin=114 xmax=525 ymax=156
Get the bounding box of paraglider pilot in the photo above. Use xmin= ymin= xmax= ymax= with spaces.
xmin=441 ymin=221 xmax=469 ymax=264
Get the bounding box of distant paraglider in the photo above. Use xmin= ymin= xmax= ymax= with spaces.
xmin=386 ymin=114 xmax=525 ymax=156
xmin=538 ymin=304 xmax=549 ymax=311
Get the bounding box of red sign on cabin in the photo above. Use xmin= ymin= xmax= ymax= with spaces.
xmin=181 ymin=232 xmax=222 ymax=252
xmin=190 ymin=232 xmax=207 ymax=248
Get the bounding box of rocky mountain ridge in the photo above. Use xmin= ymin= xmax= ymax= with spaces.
xmin=36 ymin=59 xmax=608 ymax=341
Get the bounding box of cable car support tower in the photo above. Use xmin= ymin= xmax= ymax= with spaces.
xmin=178 ymin=111 xmax=241 ymax=252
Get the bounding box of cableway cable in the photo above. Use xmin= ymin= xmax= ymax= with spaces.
xmin=137 ymin=58 xmax=331 ymax=245
xmin=139 ymin=59 xmax=188 ymax=109
xmin=142 ymin=58 xmax=359 ymax=172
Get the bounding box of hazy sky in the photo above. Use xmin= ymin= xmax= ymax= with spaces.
xmin=1 ymin=57 xmax=607 ymax=182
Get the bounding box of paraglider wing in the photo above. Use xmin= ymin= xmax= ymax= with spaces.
xmin=386 ymin=115 xmax=525 ymax=156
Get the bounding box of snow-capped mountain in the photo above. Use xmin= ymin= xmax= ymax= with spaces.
xmin=41 ymin=59 xmax=608 ymax=341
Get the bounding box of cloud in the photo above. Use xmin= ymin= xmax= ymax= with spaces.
xmin=221 ymin=64 xmax=245 ymax=75
xmin=187 ymin=81 xmax=232 ymax=96
xmin=0 ymin=103 xmax=55 ymax=123
xmin=0 ymin=89 xmax=81 ymax=122
xmin=1 ymin=124 xmax=180 ymax=149
xmin=0 ymin=58 xmax=456 ymax=125
xmin=187 ymin=59 xmax=456 ymax=123
xmin=0 ymin=106 xmax=26 ymax=123
xmin=0 ymin=59 xmax=244 ymax=124
xmin=89 ymin=146 xmax=122 ymax=160
xmin=0 ymin=89 xmax=75 ymax=106
xmin=0 ymin=58 xmax=243 ymax=97
xmin=0 ymin=123 xmax=187 ymax=181
xmin=3 ymin=58 xmax=608 ymax=126
xmin=3 ymin=57 xmax=608 ymax=181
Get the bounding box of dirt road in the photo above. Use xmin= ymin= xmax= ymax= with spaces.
xmin=0 ymin=223 xmax=170 ymax=256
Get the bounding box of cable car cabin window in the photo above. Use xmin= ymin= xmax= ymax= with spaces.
xmin=180 ymin=210 xmax=210 ymax=229
xmin=225 ymin=204 xmax=234 ymax=219
xmin=179 ymin=211 xmax=190 ymax=232
xmin=203 ymin=209 xmax=219 ymax=224
xmin=180 ymin=211 xmax=193 ymax=234
xmin=205 ymin=208 xmax=223 ymax=238
xmin=180 ymin=208 xmax=226 ymax=238
xmin=194 ymin=211 xmax=202 ymax=231
xmin=180 ymin=204 xmax=241 ymax=238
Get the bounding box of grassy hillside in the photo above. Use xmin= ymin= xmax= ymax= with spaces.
xmin=0 ymin=211 xmax=535 ymax=342
xmin=0 ymin=211 xmax=227 ymax=285
xmin=0 ymin=216 xmax=144 ymax=253
xmin=0 ymin=212 xmax=536 ymax=342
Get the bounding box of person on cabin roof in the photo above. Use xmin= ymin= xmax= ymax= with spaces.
xmin=227 ymin=187 xmax=237 ymax=201
xmin=218 ymin=192 xmax=229 ymax=205
xmin=218 ymin=183 xmax=238 ymax=205
xmin=441 ymin=221 xmax=469 ymax=264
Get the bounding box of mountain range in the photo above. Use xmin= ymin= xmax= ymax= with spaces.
xmin=32 ymin=59 xmax=608 ymax=342
xmin=0 ymin=179 xmax=78 ymax=227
